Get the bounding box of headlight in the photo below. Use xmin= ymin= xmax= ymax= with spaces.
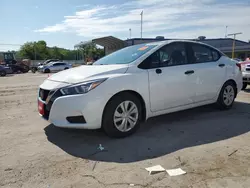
xmin=60 ymin=78 xmax=107 ymax=95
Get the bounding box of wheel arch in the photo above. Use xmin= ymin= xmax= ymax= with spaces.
xmin=225 ymin=79 xmax=237 ymax=97
xmin=102 ymin=90 xmax=147 ymax=126
xmin=220 ymin=79 xmax=238 ymax=98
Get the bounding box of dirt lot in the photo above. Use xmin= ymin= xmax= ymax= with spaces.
xmin=0 ymin=73 xmax=250 ymax=188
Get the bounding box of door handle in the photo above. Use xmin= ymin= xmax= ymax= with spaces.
xmin=184 ymin=70 xmax=194 ymax=75
xmin=156 ymin=68 xmax=162 ymax=74
xmin=218 ymin=64 xmax=225 ymax=67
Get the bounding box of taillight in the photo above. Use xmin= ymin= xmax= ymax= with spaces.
xmin=236 ymin=63 xmax=241 ymax=71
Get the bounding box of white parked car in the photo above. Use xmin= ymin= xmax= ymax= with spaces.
xmin=239 ymin=60 xmax=250 ymax=90
xmin=38 ymin=62 xmax=72 ymax=73
xmin=38 ymin=40 xmax=242 ymax=137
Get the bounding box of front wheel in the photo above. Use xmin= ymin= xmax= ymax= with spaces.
xmin=0 ymin=70 xmax=7 ymax=77
xmin=242 ymin=83 xmax=247 ymax=90
xmin=102 ymin=93 xmax=142 ymax=138
xmin=216 ymin=81 xmax=236 ymax=110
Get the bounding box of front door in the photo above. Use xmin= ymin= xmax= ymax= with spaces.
xmin=146 ymin=42 xmax=197 ymax=112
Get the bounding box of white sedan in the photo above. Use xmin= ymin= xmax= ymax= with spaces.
xmin=38 ymin=62 xmax=72 ymax=73
xmin=38 ymin=40 xmax=242 ymax=137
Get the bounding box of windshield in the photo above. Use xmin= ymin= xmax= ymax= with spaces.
xmin=94 ymin=44 xmax=157 ymax=65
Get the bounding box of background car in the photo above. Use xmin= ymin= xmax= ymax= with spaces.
xmin=31 ymin=59 xmax=60 ymax=73
xmin=38 ymin=40 xmax=242 ymax=138
xmin=0 ymin=65 xmax=13 ymax=76
xmin=240 ymin=60 xmax=250 ymax=90
xmin=37 ymin=62 xmax=72 ymax=73
xmin=7 ymin=63 xmax=30 ymax=73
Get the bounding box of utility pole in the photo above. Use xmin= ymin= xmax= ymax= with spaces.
xmin=129 ymin=28 xmax=131 ymax=39
xmin=34 ymin=44 xmax=37 ymax=60
xmin=140 ymin=11 xmax=143 ymax=39
xmin=225 ymin=26 xmax=228 ymax=38
xmin=227 ymin=32 xmax=242 ymax=59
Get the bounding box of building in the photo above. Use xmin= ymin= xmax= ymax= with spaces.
xmin=74 ymin=36 xmax=250 ymax=60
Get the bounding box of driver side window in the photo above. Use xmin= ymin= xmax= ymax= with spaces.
xmin=138 ymin=42 xmax=187 ymax=69
xmin=158 ymin=42 xmax=187 ymax=67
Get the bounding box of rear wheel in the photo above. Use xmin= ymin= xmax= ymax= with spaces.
xmin=44 ymin=69 xmax=50 ymax=73
xmin=216 ymin=81 xmax=236 ymax=110
xmin=0 ymin=70 xmax=6 ymax=77
xmin=242 ymin=83 xmax=247 ymax=90
xmin=64 ymin=67 xmax=69 ymax=70
xmin=102 ymin=93 xmax=142 ymax=138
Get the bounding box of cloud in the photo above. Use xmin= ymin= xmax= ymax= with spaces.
xmin=35 ymin=0 xmax=250 ymax=41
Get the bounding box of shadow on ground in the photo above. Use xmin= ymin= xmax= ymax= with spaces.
xmin=44 ymin=101 xmax=250 ymax=163
xmin=243 ymin=88 xmax=250 ymax=93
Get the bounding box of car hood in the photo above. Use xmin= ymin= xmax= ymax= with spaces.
xmin=47 ymin=64 xmax=128 ymax=84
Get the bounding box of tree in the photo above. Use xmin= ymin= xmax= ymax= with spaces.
xmin=17 ymin=40 xmax=104 ymax=60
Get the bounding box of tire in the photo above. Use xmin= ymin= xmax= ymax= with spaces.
xmin=216 ymin=81 xmax=236 ymax=110
xmin=102 ymin=92 xmax=142 ymax=138
xmin=64 ymin=67 xmax=69 ymax=70
xmin=0 ymin=70 xmax=7 ymax=77
xmin=44 ymin=69 xmax=50 ymax=73
xmin=242 ymin=83 xmax=247 ymax=90
xmin=31 ymin=67 xmax=37 ymax=73
xmin=22 ymin=66 xmax=30 ymax=73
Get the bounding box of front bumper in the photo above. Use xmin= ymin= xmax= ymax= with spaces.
xmin=38 ymin=88 xmax=107 ymax=129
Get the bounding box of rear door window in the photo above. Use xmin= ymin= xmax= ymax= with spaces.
xmin=190 ymin=44 xmax=213 ymax=63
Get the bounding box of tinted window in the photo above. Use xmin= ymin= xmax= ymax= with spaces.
xmin=211 ymin=49 xmax=220 ymax=61
xmin=94 ymin=44 xmax=157 ymax=65
xmin=159 ymin=43 xmax=187 ymax=67
xmin=191 ymin=44 xmax=213 ymax=63
xmin=54 ymin=63 xmax=65 ymax=66
xmin=139 ymin=42 xmax=187 ymax=69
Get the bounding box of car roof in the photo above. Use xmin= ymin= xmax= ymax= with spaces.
xmin=48 ymin=61 xmax=66 ymax=65
xmin=145 ymin=39 xmax=222 ymax=52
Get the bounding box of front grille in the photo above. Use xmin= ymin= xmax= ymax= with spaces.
xmin=39 ymin=88 xmax=62 ymax=120
xmin=246 ymin=68 xmax=250 ymax=71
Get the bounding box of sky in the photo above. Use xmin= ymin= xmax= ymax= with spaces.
xmin=1 ymin=0 xmax=250 ymax=51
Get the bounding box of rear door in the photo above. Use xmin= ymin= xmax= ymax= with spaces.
xmin=50 ymin=63 xmax=63 ymax=72
xmin=57 ymin=63 xmax=66 ymax=71
xmin=187 ymin=43 xmax=227 ymax=102
xmin=144 ymin=42 xmax=197 ymax=112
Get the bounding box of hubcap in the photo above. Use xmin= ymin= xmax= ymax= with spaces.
xmin=113 ymin=101 xmax=139 ymax=132
xmin=223 ymin=85 xmax=235 ymax=106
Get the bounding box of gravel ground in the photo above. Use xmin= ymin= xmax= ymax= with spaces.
xmin=0 ymin=73 xmax=250 ymax=188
